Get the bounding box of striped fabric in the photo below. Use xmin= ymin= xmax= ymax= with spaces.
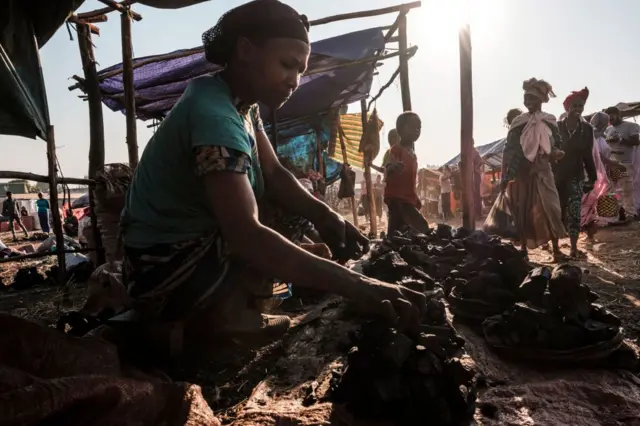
xmin=330 ymin=113 xmax=382 ymax=169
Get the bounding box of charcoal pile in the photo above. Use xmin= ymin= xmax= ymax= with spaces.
xmin=362 ymin=225 xmax=530 ymax=321
xmin=11 ymin=267 xmax=48 ymax=291
xmin=331 ymin=316 xmax=477 ymax=425
xmin=482 ymin=264 xmax=634 ymax=364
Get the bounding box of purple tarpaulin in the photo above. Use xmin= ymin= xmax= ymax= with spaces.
xmin=96 ymin=27 xmax=385 ymax=123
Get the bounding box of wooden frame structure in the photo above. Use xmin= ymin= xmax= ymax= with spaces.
xmin=72 ymin=3 xmax=499 ymax=252
xmin=67 ymin=1 xmax=425 ymax=240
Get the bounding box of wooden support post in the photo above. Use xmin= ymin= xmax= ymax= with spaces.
xmin=46 ymin=126 xmax=67 ymax=294
xmin=398 ymin=13 xmax=412 ymax=111
xmin=309 ymin=1 xmax=421 ymax=26
xmin=361 ymin=100 xmax=377 ymax=237
xmin=338 ymin=119 xmax=358 ymax=227
xmin=270 ymin=109 xmax=278 ymax=151
xmin=459 ymin=24 xmax=475 ymax=230
xmin=121 ymin=8 xmax=138 ymax=168
xmin=315 ymin=129 xmax=324 ymax=177
xmin=77 ymin=23 xmax=105 ymax=179
xmin=88 ymin=189 xmax=105 ymax=265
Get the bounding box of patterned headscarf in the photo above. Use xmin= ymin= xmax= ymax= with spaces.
xmin=522 ymin=78 xmax=556 ymax=103
xmin=590 ymin=111 xmax=610 ymax=138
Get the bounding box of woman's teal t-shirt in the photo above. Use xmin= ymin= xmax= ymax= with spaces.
xmin=35 ymin=199 xmax=49 ymax=213
xmin=122 ymin=74 xmax=264 ymax=248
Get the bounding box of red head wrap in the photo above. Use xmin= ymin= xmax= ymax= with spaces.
xmin=563 ymin=87 xmax=589 ymax=111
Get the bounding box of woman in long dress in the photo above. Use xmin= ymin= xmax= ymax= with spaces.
xmin=581 ymin=112 xmax=626 ymax=243
xmin=501 ymin=78 xmax=567 ymax=260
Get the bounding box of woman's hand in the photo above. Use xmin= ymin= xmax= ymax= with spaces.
xmin=551 ymin=150 xmax=565 ymax=161
xmin=313 ymin=211 xmax=370 ymax=263
xmin=352 ymin=278 xmax=426 ymax=330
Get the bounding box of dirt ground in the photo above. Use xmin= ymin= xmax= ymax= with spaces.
xmin=1 ymin=221 xmax=639 ymax=424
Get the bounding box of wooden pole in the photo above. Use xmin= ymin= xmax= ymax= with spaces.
xmin=0 ymin=171 xmax=92 ymax=186
xmin=361 ymin=100 xmax=377 ymax=237
xmin=77 ymin=23 xmax=105 ymax=179
xmin=46 ymin=126 xmax=67 ymax=293
xmin=315 ymin=130 xmax=324 ymax=177
xmin=270 ymin=109 xmax=278 ymax=151
xmin=69 ymin=46 xmax=417 ymax=91
xmin=121 ymin=8 xmax=138 ymax=168
xmin=88 ymin=189 xmax=105 ymax=265
xmin=309 ymin=1 xmax=421 ymax=26
xmin=338 ymin=117 xmax=358 ymax=227
xmin=0 ymin=248 xmax=98 ymax=265
xmin=459 ymin=24 xmax=475 ymax=229
xmin=398 ymin=13 xmax=412 ymax=111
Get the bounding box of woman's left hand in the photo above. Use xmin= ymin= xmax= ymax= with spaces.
xmin=313 ymin=211 xmax=370 ymax=263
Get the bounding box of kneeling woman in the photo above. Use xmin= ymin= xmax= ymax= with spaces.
xmin=501 ymin=78 xmax=567 ymax=260
xmin=120 ymin=0 xmax=424 ymax=347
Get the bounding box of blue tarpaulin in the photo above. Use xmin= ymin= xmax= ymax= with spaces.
xmin=273 ymin=115 xmax=342 ymax=184
xmin=444 ymin=138 xmax=506 ymax=169
xmin=96 ymin=27 xmax=385 ymax=123
xmin=94 ymin=27 xmax=385 ymax=182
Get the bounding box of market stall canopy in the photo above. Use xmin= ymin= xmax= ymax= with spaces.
xmin=93 ymin=27 xmax=385 ymax=123
xmin=585 ymin=102 xmax=640 ymax=122
xmin=0 ymin=0 xmax=85 ymax=141
xmin=444 ymin=138 xmax=505 ymax=170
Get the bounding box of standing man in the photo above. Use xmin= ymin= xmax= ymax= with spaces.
xmin=35 ymin=192 xmax=50 ymax=233
xmin=2 ymin=192 xmax=29 ymax=241
xmin=605 ymin=106 xmax=640 ymax=219
xmin=440 ymin=165 xmax=453 ymax=221
xmin=557 ymin=88 xmax=597 ymax=258
xmin=384 ymin=112 xmax=430 ymax=235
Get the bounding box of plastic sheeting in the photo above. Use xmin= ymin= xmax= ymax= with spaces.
xmin=95 ymin=27 xmax=385 ymax=123
xmin=444 ymin=138 xmax=506 ymax=169
xmin=274 ymin=116 xmax=342 ymax=184
xmin=0 ymin=0 xmax=85 ymax=141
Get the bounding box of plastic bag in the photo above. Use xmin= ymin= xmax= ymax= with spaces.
xmin=483 ymin=191 xmax=519 ymax=240
xmin=338 ymin=167 xmax=356 ymax=199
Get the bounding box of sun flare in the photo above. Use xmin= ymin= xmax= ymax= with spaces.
xmin=412 ymin=0 xmax=504 ymax=51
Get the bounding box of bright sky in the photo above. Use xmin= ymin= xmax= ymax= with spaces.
xmin=1 ymin=0 xmax=639 ymax=177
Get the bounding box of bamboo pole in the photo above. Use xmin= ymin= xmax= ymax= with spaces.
xmin=338 ymin=118 xmax=358 ymax=227
xmin=361 ymin=100 xmax=377 ymax=237
xmin=398 ymin=13 xmax=412 ymax=111
xmin=69 ymin=46 xmax=417 ymax=92
xmin=0 ymin=172 xmax=93 ymax=186
xmin=0 ymin=248 xmax=98 ymax=265
xmin=315 ymin=130 xmax=324 ymax=178
xmin=121 ymin=8 xmax=139 ymax=168
xmin=77 ymin=0 xmax=142 ymax=21
xmin=309 ymin=1 xmax=421 ymax=26
xmin=88 ymin=189 xmax=105 ymax=266
xmin=459 ymin=24 xmax=475 ymax=230
xmin=46 ymin=126 xmax=67 ymax=294
xmin=270 ymin=109 xmax=278 ymax=150
xmin=77 ymin=24 xmax=105 ymax=180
